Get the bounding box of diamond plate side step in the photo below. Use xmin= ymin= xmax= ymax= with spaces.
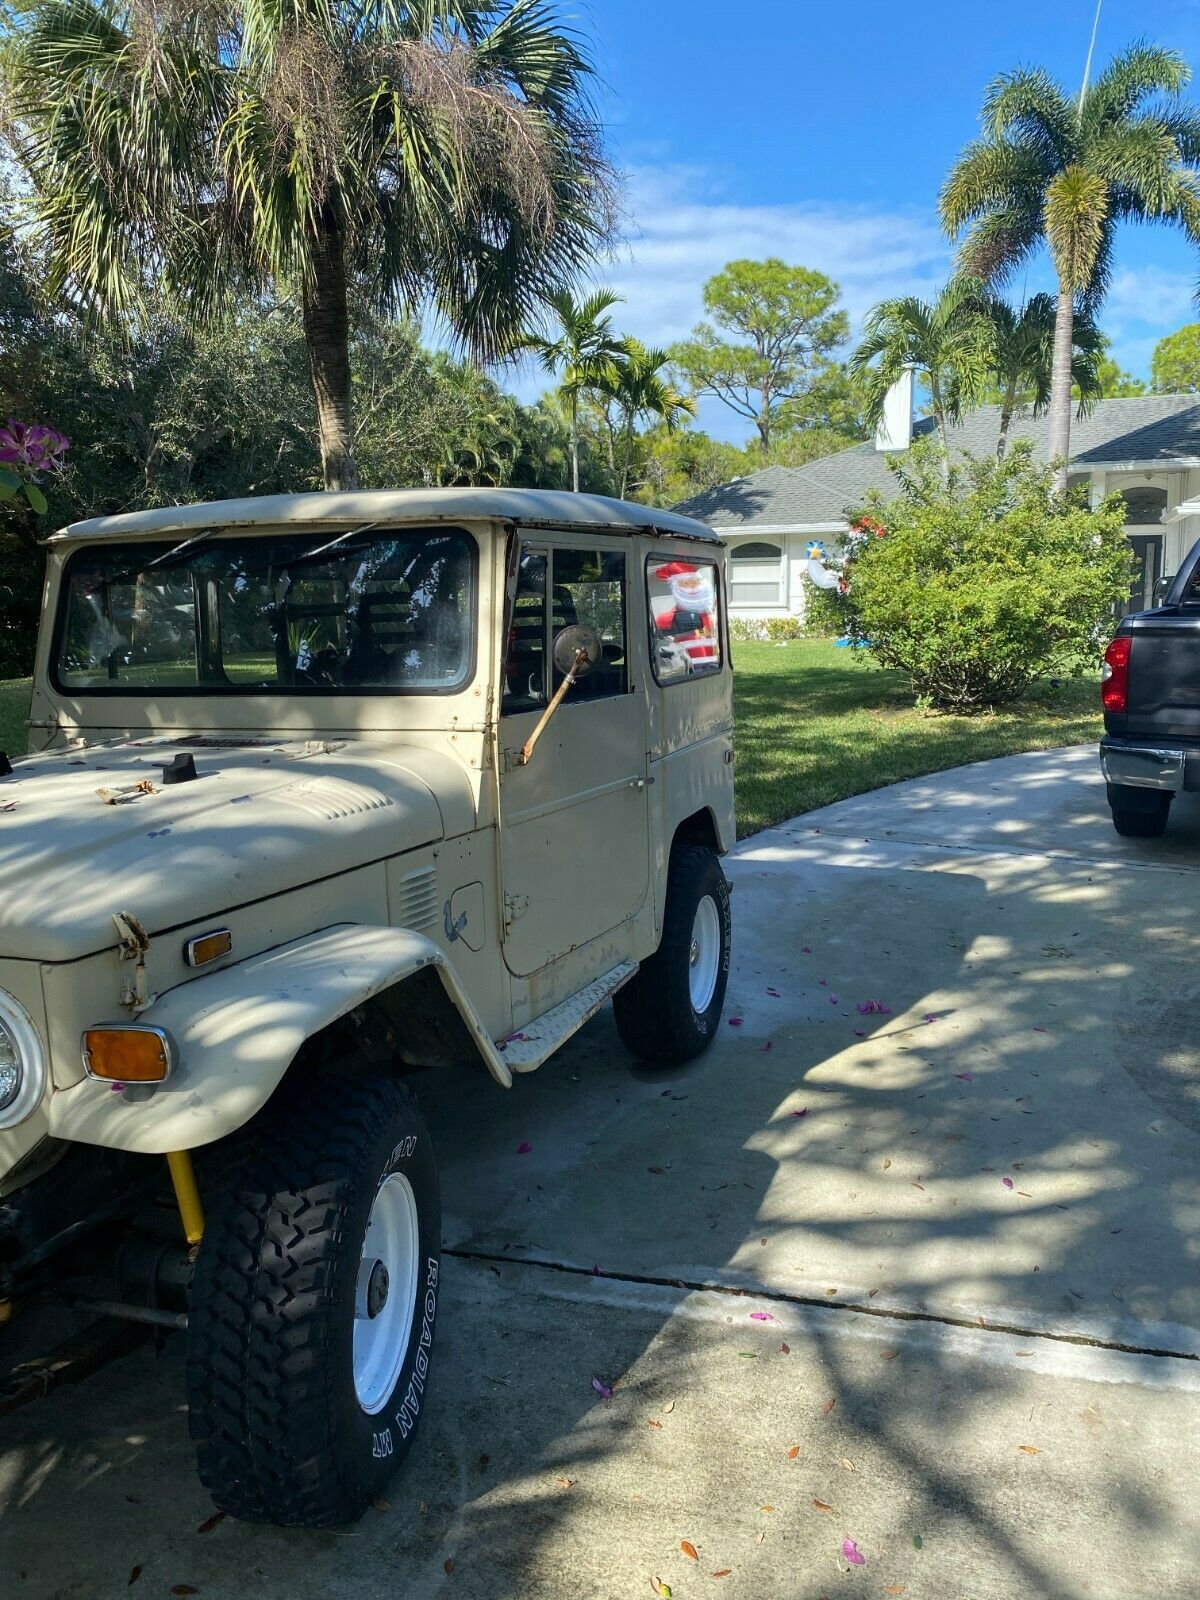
xmin=497 ymin=961 xmax=639 ymax=1074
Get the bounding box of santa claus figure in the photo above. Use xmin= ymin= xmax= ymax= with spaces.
xmin=650 ymin=561 xmax=718 ymax=669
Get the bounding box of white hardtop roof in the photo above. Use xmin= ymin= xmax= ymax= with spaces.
xmin=52 ymin=487 xmax=718 ymax=545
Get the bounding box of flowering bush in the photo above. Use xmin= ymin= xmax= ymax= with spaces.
xmin=841 ymin=441 xmax=1131 ymax=711
xmin=0 ymin=418 xmax=70 ymax=514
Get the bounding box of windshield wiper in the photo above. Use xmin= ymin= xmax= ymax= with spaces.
xmin=283 ymin=520 xmax=384 ymax=568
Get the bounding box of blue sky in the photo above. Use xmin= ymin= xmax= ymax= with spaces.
xmin=515 ymin=0 xmax=1200 ymax=441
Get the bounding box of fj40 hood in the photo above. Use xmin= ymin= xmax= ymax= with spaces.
xmin=0 ymin=736 xmax=471 ymax=962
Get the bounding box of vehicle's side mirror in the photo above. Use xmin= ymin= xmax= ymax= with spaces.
xmin=518 ymin=625 xmax=604 ymax=766
xmin=1153 ymin=575 xmax=1174 ymax=606
xmin=552 ymin=624 xmax=602 ymax=679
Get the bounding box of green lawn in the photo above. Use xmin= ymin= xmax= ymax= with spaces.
xmin=0 ymin=679 xmax=30 ymax=756
xmin=733 ymin=639 xmax=1100 ymax=837
xmin=0 ymin=645 xmax=1101 ymax=839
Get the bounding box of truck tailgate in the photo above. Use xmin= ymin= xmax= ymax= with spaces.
xmin=1124 ymin=609 xmax=1200 ymax=740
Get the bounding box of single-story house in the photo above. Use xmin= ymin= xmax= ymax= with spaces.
xmin=672 ymin=372 xmax=1200 ymax=622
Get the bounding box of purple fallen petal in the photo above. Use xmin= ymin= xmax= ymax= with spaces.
xmin=923 ymin=1014 xmax=937 ymax=1024
xmin=842 ymin=1538 xmax=865 ymax=1566
xmin=592 ymin=1264 xmax=601 ymax=1276
xmin=801 ymin=946 xmax=812 ymax=954
xmin=591 ymin=1375 xmax=613 ymax=1399
xmin=790 ymin=1108 xmax=808 ymax=1118
xmin=854 ymin=1029 xmax=864 ymax=1037
xmin=760 ymin=1040 xmax=773 ymax=1052
xmin=829 ymin=995 xmax=838 ymax=1004
xmin=819 ymin=978 xmax=828 ymax=986
xmin=516 ymin=1141 xmax=533 ymax=1155
xmin=1002 ymin=1176 xmax=1014 ymax=1189
xmin=1033 ymin=1026 xmax=1049 ymax=1034
xmin=955 ymin=1072 xmax=974 ymax=1082
xmin=749 ymin=1311 xmax=775 ymax=1322
xmin=728 ymin=1017 xmax=744 ymax=1027
xmin=766 ymin=987 xmax=780 ymax=997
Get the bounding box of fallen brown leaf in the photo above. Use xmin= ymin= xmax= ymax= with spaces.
xmin=712 ymin=1570 xmax=732 ymax=1579
xmin=662 ymin=1400 xmax=675 ymax=1413
xmin=555 ymin=1476 xmax=576 ymax=1489
xmin=196 ymin=1512 xmax=225 ymax=1535
xmin=886 ymin=1587 xmax=906 ymax=1595
xmin=880 ymin=1350 xmax=898 ymax=1361
xmin=681 ymin=1540 xmax=699 ymax=1561
xmin=787 ymin=1445 xmax=800 ymax=1459
xmin=444 ymin=1558 xmax=455 ymax=1575
xmin=760 ymin=1504 xmax=776 ymax=1513
xmin=1018 ymin=1444 xmax=1041 ymax=1455
xmin=477 ymin=1453 xmax=490 ymax=1472
xmin=755 ymin=1532 xmax=766 ymax=1546
xmin=127 ymin=1569 xmax=142 ymax=1589
xmin=647 ymin=1418 xmax=663 ymax=1429
xmin=822 ymin=1398 xmax=836 ymax=1414
xmin=780 ymin=1342 xmax=791 ymax=1354
xmin=840 ymin=1458 xmax=856 ymax=1472
xmin=811 ymin=1500 xmax=833 ymax=1514
xmin=373 ymin=1499 xmax=389 ymax=1512
xmin=169 ymin=1589 xmax=198 ymax=1597
xmin=824 ymin=1287 xmax=837 ymax=1296
xmin=882 ymin=1158 xmax=892 ymax=1169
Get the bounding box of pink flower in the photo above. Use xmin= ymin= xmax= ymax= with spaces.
xmin=842 ymin=1538 xmax=865 ymax=1566
xmin=516 ymin=1141 xmax=533 ymax=1155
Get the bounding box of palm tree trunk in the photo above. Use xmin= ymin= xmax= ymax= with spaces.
xmin=301 ymin=218 xmax=356 ymax=491
xmin=619 ymin=417 xmax=635 ymax=499
xmin=569 ymin=392 xmax=580 ymax=491
xmin=929 ymin=372 xmax=951 ymax=481
xmin=996 ymin=375 xmax=1019 ymax=461
xmin=1047 ymin=283 xmax=1075 ymax=493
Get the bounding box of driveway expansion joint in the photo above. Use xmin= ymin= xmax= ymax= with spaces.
xmin=447 ymin=1246 xmax=1200 ymax=1363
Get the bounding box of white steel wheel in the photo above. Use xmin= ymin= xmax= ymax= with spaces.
xmin=353 ymin=1172 xmax=421 ymax=1414
xmin=688 ymin=894 xmax=721 ymax=1014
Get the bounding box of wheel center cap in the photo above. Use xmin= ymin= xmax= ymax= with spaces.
xmin=366 ymin=1258 xmax=390 ymax=1319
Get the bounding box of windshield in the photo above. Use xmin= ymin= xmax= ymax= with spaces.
xmin=53 ymin=526 xmax=476 ymax=695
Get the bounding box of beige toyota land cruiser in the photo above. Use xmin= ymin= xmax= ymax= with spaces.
xmin=0 ymin=488 xmax=734 ymax=1525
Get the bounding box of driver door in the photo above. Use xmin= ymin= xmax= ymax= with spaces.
xmin=498 ymin=539 xmax=650 ymax=978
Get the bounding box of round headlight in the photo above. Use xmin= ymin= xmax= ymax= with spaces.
xmin=0 ymin=992 xmax=46 ymax=1130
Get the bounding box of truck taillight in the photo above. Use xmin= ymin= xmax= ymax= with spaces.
xmin=1102 ymin=636 xmax=1131 ymax=712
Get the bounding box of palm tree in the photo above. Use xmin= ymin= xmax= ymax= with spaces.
xmin=593 ymin=339 xmax=695 ymax=498
xmin=4 ymin=0 xmax=613 ymax=490
xmin=941 ymin=43 xmax=1200 ymax=490
xmin=521 ymin=287 xmax=626 ymax=490
xmin=849 ymin=276 xmax=993 ymax=461
xmin=987 ymin=293 xmax=1104 ymax=459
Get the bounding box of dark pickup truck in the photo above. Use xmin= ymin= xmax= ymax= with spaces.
xmin=1101 ymin=536 xmax=1200 ymax=838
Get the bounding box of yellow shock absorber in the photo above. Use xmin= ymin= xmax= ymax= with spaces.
xmin=166 ymin=1150 xmax=205 ymax=1247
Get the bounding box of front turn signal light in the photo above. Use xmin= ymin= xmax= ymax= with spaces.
xmin=83 ymin=1025 xmax=176 ymax=1084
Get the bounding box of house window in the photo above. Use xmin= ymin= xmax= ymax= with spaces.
xmin=728 ymin=541 xmax=784 ymax=606
xmin=1119 ymin=486 xmax=1168 ymax=526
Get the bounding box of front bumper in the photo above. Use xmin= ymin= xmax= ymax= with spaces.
xmin=1100 ymin=738 xmax=1190 ymax=793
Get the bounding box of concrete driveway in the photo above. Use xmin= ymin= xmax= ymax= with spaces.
xmin=3 ymin=746 xmax=1200 ymax=1599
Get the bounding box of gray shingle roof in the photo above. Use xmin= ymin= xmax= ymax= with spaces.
xmin=673 ymin=396 xmax=1200 ymax=529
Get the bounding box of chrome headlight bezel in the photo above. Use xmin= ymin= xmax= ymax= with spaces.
xmin=0 ymin=989 xmax=47 ymax=1130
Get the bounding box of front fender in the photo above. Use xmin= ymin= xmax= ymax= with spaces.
xmin=46 ymin=924 xmax=510 ymax=1155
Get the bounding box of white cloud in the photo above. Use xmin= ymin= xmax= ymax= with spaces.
xmin=504 ymin=162 xmax=951 ymax=441
xmin=1105 ymin=266 xmax=1196 ymax=331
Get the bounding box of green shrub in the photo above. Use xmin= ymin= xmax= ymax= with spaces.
xmin=842 ymin=441 xmax=1130 ymax=712
xmin=763 ymin=614 xmax=803 ymax=641
xmin=800 ymin=574 xmax=846 ymax=637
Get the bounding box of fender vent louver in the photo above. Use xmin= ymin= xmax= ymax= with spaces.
xmin=394 ymin=866 xmax=438 ymax=932
xmin=275 ymin=778 xmax=394 ymax=821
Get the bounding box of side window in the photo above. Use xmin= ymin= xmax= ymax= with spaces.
xmin=502 ymin=547 xmax=548 ymax=714
xmin=551 ymin=547 xmax=627 ymax=702
xmin=647 ymin=557 xmax=722 ymax=683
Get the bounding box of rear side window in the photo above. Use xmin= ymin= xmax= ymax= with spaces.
xmin=647 ymin=557 xmax=723 ymax=683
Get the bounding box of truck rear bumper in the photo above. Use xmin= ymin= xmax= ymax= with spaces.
xmin=1100 ymin=739 xmax=1188 ymax=793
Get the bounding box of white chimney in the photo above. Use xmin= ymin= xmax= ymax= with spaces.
xmin=874 ymin=366 xmax=914 ymax=452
